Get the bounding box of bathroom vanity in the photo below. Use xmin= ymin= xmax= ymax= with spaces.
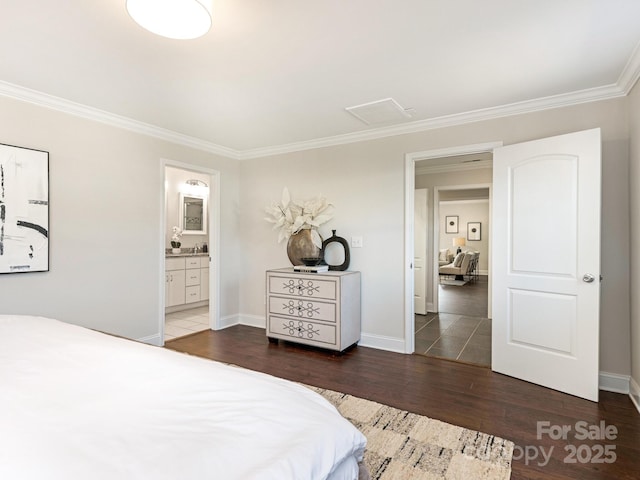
xmin=165 ymin=253 xmax=209 ymax=311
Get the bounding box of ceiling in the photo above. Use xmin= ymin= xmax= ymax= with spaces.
xmin=1 ymin=1 xmax=639 ymax=159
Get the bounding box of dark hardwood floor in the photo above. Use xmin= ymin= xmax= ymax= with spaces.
xmin=166 ymin=326 xmax=640 ymax=480
xmin=438 ymin=274 xmax=489 ymax=317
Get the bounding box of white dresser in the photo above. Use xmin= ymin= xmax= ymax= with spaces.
xmin=265 ymin=268 xmax=361 ymax=352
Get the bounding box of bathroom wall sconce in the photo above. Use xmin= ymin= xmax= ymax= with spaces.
xmin=181 ymin=179 xmax=209 ymax=196
xmin=186 ymin=179 xmax=208 ymax=188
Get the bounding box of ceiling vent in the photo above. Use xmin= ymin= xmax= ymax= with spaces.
xmin=345 ymin=98 xmax=415 ymax=125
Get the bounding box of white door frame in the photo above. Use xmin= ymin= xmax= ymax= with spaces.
xmin=160 ymin=159 xmax=221 ymax=345
xmin=414 ymin=188 xmax=429 ymax=315
xmin=404 ymin=141 xmax=502 ymax=353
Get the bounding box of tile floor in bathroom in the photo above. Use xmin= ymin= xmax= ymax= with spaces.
xmin=164 ymin=305 xmax=210 ymax=342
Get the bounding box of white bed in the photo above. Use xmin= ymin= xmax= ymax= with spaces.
xmin=0 ymin=315 xmax=366 ymax=479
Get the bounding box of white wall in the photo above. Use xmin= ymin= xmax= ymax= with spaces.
xmin=239 ymin=143 xmax=406 ymax=343
xmin=438 ymin=200 xmax=489 ymax=273
xmin=0 ymin=96 xmax=241 ymax=343
xmin=240 ymin=97 xmax=631 ymax=375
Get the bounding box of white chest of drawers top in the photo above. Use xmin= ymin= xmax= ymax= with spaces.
xmin=266 ymin=268 xmax=361 ymax=352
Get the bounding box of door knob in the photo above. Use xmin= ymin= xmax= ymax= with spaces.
xmin=583 ymin=273 xmax=595 ymax=283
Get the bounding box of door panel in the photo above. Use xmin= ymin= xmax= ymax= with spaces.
xmin=509 ymin=289 xmax=575 ymax=354
xmin=492 ymin=128 xmax=601 ymax=401
xmin=510 ymin=155 xmax=578 ymax=275
xmin=414 ymin=189 xmax=428 ymax=315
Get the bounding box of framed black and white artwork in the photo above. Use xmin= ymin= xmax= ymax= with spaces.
xmin=445 ymin=215 xmax=458 ymax=234
xmin=0 ymin=143 xmax=49 ymax=274
xmin=467 ymin=222 xmax=481 ymax=241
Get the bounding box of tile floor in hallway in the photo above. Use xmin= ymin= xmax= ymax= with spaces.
xmin=165 ymin=306 xmax=210 ymax=342
xmin=414 ymin=313 xmax=491 ymax=367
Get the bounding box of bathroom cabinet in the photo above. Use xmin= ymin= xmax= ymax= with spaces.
xmin=165 ymin=257 xmax=186 ymax=307
xmin=165 ymin=254 xmax=209 ymax=310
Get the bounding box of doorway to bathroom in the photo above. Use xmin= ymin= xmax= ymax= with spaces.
xmin=161 ymin=160 xmax=220 ymax=344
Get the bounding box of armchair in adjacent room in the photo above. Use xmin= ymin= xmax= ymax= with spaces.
xmin=439 ymin=251 xmax=479 ymax=282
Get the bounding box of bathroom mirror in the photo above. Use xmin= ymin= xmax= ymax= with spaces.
xmin=179 ymin=193 xmax=207 ymax=235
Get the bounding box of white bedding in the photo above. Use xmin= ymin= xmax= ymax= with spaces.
xmin=0 ymin=315 xmax=366 ymax=479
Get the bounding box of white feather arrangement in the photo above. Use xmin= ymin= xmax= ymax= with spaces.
xmin=264 ymin=187 xmax=333 ymax=248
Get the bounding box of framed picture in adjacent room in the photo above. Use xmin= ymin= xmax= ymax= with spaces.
xmin=467 ymin=222 xmax=481 ymax=241
xmin=0 ymin=143 xmax=49 ymax=274
xmin=445 ymin=215 xmax=458 ymax=234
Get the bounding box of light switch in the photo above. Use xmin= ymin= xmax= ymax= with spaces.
xmin=351 ymin=236 xmax=363 ymax=248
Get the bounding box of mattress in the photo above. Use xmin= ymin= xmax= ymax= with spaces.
xmin=0 ymin=315 xmax=366 ymax=479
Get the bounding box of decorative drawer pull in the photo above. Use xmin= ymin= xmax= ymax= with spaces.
xmin=282 ymin=279 xmax=320 ymax=296
xmin=283 ymin=320 xmax=320 ymax=339
xmin=283 ymin=300 xmax=320 ymax=317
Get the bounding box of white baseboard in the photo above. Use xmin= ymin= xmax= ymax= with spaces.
xmin=165 ymin=300 xmax=208 ymax=314
xmin=137 ymin=333 xmax=162 ymax=346
xmin=217 ymin=314 xmax=265 ymax=330
xmin=215 ymin=315 xmax=406 ymax=353
xmin=218 ymin=314 xmax=241 ymax=329
xmin=239 ymin=314 xmax=266 ymax=328
xmin=598 ymin=371 xmax=630 ymax=394
xmin=630 ymin=377 xmax=640 ymax=415
xmin=358 ymin=333 xmax=406 ymax=353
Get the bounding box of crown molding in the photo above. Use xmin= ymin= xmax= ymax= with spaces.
xmin=618 ymin=40 xmax=640 ymax=94
xmin=0 ymin=80 xmax=241 ymax=160
xmin=239 ymin=83 xmax=627 ymax=159
xmin=2 ymin=48 xmax=639 ymax=162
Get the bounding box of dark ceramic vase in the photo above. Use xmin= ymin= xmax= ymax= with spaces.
xmin=321 ymin=230 xmax=350 ymax=271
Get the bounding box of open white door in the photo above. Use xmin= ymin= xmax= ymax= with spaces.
xmin=492 ymin=128 xmax=601 ymax=401
xmin=414 ymin=189 xmax=428 ymax=314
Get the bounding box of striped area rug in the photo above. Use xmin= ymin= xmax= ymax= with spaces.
xmin=309 ymin=386 xmax=513 ymax=480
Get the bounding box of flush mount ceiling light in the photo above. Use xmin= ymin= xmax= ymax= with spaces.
xmin=126 ymin=0 xmax=213 ymax=40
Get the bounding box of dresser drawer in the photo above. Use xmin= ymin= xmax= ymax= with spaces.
xmin=268 ymin=296 xmax=336 ymax=323
xmin=185 ymin=285 xmax=201 ymax=303
xmin=268 ymin=316 xmax=336 ymax=346
xmin=166 ymin=257 xmax=185 ymax=271
xmin=185 ymin=268 xmax=201 ymax=286
xmin=268 ymin=275 xmax=337 ymax=300
xmin=185 ymin=257 xmax=201 ymax=269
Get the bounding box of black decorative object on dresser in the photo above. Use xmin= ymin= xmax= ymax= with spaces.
xmin=321 ymin=230 xmax=350 ymax=271
xmin=265 ymin=268 xmax=361 ymax=351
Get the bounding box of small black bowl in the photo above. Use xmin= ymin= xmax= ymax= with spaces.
xmin=301 ymin=257 xmax=323 ymax=266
